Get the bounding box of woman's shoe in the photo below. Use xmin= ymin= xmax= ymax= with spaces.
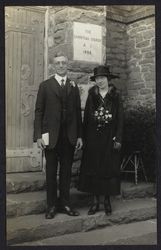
xmin=104 ymin=198 xmax=112 ymax=215
xmin=88 ymin=203 xmax=100 ymax=215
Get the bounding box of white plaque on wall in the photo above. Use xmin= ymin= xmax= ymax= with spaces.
xmin=73 ymin=22 xmax=103 ymax=64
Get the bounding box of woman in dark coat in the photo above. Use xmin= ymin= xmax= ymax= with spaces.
xmin=78 ymin=65 xmax=124 ymax=215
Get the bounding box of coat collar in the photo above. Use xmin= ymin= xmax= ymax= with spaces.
xmin=49 ymin=75 xmax=73 ymax=97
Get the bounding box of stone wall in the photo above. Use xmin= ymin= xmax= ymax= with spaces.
xmin=126 ymin=16 xmax=155 ymax=108
xmin=106 ymin=19 xmax=127 ymax=100
xmin=105 ymin=5 xmax=155 ymax=108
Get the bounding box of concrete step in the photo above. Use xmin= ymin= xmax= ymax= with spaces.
xmin=7 ymin=182 xmax=155 ymax=218
xmin=6 ymin=172 xmax=46 ymax=194
xmin=6 ymin=170 xmax=79 ymax=194
xmin=7 ymin=189 xmax=90 ymax=217
xmin=14 ymin=219 xmax=157 ymax=246
xmin=7 ymin=197 xmax=157 ymax=245
xmin=6 ymin=171 xmax=155 ymax=195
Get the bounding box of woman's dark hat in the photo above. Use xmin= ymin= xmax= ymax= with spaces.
xmin=90 ymin=65 xmax=119 ymax=81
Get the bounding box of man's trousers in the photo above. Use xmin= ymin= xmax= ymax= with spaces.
xmin=45 ymin=128 xmax=75 ymax=208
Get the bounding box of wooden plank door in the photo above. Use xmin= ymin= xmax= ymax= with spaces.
xmin=5 ymin=6 xmax=46 ymax=172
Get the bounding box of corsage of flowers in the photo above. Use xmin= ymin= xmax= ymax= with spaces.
xmin=94 ymin=106 xmax=112 ymax=131
xmin=70 ymin=80 xmax=76 ymax=87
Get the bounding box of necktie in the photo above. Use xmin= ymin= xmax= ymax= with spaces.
xmin=61 ymin=79 xmax=65 ymax=88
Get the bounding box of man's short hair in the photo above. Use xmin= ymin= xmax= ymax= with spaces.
xmin=54 ymin=51 xmax=67 ymax=59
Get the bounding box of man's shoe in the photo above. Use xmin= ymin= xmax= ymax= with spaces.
xmin=104 ymin=200 xmax=112 ymax=215
xmin=88 ymin=203 xmax=99 ymax=215
xmin=61 ymin=206 xmax=80 ymax=216
xmin=45 ymin=206 xmax=57 ymax=219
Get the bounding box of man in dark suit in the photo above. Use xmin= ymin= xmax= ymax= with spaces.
xmin=34 ymin=52 xmax=83 ymax=219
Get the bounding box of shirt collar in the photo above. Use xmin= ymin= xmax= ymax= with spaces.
xmin=55 ymin=74 xmax=67 ymax=85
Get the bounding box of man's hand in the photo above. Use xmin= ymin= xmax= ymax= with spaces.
xmin=75 ymin=138 xmax=83 ymax=151
xmin=37 ymin=138 xmax=46 ymax=150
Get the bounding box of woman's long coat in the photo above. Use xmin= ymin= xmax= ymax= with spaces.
xmin=78 ymin=84 xmax=124 ymax=195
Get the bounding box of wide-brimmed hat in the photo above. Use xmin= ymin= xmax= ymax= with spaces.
xmin=90 ymin=65 xmax=119 ymax=81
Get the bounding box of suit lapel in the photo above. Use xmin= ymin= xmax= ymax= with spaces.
xmin=49 ymin=76 xmax=61 ymax=98
xmin=66 ymin=78 xmax=72 ymax=96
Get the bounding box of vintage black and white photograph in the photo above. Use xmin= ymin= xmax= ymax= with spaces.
xmin=5 ymin=5 xmax=157 ymax=246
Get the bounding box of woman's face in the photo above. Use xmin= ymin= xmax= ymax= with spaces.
xmin=95 ymin=76 xmax=109 ymax=89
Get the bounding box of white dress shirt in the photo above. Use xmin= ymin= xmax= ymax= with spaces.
xmin=55 ymin=73 xmax=67 ymax=86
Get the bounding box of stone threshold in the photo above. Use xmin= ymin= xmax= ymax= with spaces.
xmin=7 ymin=197 xmax=156 ymax=245
xmin=6 ymin=172 xmax=46 ymax=194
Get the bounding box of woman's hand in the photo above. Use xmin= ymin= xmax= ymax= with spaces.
xmin=113 ymin=141 xmax=121 ymax=150
xmin=75 ymin=138 xmax=83 ymax=150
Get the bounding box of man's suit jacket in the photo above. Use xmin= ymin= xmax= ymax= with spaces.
xmin=33 ymin=76 xmax=82 ymax=149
